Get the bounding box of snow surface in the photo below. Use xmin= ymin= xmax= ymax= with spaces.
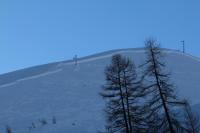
xmin=0 ymin=48 xmax=200 ymax=133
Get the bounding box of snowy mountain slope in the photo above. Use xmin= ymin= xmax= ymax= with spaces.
xmin=0 ymin=48 xmax=200 ymax=133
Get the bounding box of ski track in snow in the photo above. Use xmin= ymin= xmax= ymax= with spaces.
xmin=60 ymin=49 xmax=147 ymax=66
xmin=0 ymin=69 xmax=63 ymax=88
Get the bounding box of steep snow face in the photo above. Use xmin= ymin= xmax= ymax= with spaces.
xmin=0 ymin=48 xmax=200 ymax=133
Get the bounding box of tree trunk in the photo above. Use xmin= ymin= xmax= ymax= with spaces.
xmin=150 ymin=47 xmax=175 ymax=133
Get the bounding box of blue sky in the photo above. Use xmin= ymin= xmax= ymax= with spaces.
xmin=0 ymin=0 xmax=200 ymax=74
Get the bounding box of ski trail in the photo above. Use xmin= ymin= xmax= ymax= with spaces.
xmin=59 ymin=49 xmax=146 ymax=66
xmin=0 ymin=69 xmax=63 ymax=88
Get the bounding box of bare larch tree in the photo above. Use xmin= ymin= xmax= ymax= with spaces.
xmin=101 ymin=54 xmax=142 ymax=133
xmin=141 ymin=39 xmax=186 ymax=133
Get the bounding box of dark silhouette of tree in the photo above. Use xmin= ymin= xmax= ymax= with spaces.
xmin=141 ymin=39 xmax=186 ymax=133
xmin=100 ymin=54 xmax=143 ymax=133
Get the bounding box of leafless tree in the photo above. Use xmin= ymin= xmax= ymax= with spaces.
xmin=141 ymin=39 xmax=186 ymax=133
xmin=101 ymin=54 xmax=143 ymax=133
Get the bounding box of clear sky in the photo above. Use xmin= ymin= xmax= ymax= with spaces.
xmin=0 ymin=0 xmax=200 ymax=74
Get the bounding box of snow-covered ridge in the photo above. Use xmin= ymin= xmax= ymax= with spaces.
xmin=0 ymin=48 xmax=199 ymax=87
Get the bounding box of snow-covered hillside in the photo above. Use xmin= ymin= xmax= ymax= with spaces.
xmin=0 ymin=48 xmax=200 ymax=133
